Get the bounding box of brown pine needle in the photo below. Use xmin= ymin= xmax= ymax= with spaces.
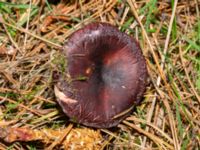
xmin=46 ymin=124 xmax=73 ymax=150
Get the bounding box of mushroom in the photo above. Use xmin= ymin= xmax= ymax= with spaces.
xmin=54 ymin=22 xmax=147 ymax=128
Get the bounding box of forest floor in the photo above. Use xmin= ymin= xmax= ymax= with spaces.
xmin=0 ymin=0 xmax=199 ymax=149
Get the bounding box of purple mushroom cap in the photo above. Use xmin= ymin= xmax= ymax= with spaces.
xmin=54 ymin=22 xmax=147 ymax=128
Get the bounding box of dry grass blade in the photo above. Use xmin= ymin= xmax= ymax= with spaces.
xmin=23 ymin=0 xmax=32 ymax=52
xmin=127 ymin=0 xmax=180 ymax=149
xmin=0 ymin=96 xmax=41 ymax=116
xmin=123 ymin=120 xmax=174 ymax=150
xmin=1 ymin=22 xmax=21 ymax=54
xmin=101 ymin=129 xmax=145 ymax=149
xmin=126 ymin=117 xmax=173 ymax=144
xmin=0 ymin=18 xmax=62 ymax=48
xmin=179 ymin=41 xmax=200 ymax=103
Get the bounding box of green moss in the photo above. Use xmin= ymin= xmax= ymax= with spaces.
xmin=52 ymin=52 xmax=67 ymax=74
